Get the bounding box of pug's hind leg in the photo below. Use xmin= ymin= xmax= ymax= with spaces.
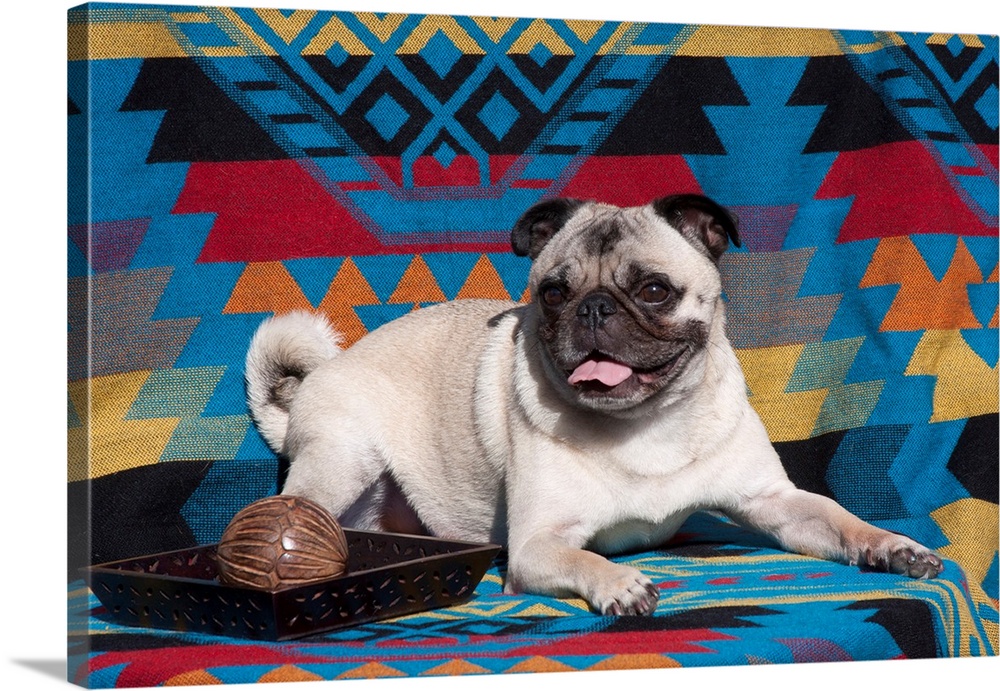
xmin=726 ymin=486 xmax=944 ymax=579
xmin=505 ymin=530 xmax=659 ymax=615
xmin=281 ymin=437 xmax=389 ymax=531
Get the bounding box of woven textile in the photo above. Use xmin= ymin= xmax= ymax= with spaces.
xmin=68 ymin=3 xmax=998 ymax=688
xmin=69 ymin=515 xmax=994 ymax=687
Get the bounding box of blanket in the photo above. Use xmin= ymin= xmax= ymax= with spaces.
xmin=67 ymin=3 xmax=998 ymax=688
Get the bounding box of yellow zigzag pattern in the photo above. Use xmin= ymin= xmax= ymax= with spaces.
xmin=907 ymin=330 xmax=999 ymax=423
xmin=68 ymin=372 xmax=179 ymax=481
xmin=69 ymin=9 xmax=942 ymax=61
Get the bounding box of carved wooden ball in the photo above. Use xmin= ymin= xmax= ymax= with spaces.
xmin=216 ymin=495 xmax=349 ymax=590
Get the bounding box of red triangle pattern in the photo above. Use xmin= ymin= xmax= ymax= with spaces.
xmin=816 ymin=141 xmax=996 ymax=242
xmin=178 ymin=160 xmax=508 ymax=262
xmin=560 ymin=155 xmax=702 ymax=206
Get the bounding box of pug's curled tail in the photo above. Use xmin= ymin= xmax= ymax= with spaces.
xmin=245 ymin=311 xmax=342 ymax=453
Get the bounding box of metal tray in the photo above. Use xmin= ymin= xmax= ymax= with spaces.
xmin=84 ymin=529 xmax=502 ymax=641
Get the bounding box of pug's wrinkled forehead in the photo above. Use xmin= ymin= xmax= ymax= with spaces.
xmin=511 ymin=195 xmax=740 ymax=299
xmin=512 ymin=195 xmax=739 ymax=262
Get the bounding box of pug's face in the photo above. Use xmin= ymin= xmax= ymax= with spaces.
xmin=512 ymin=195 xmax=740 ymax=412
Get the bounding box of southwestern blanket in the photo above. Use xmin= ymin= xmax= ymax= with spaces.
xmin=67 ymin=3 xmax=999 ymax=688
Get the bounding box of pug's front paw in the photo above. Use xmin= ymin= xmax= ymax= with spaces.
xmin=591 ymin=566 xmax=659 ymax=615
xmin=856 ymin=534 xmax=944 ymax=579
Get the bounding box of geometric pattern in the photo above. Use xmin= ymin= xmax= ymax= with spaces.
xmin=69 ymin=515 xmax=996 ymax=687
xmin=68 ymin=4 xmax=998 ymax=687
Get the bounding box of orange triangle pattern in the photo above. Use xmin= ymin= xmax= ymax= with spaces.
xmin=315 ymin=259 xmax=378 ymax=347
xmin=420 ymin=659 xmax=492 ymax=675
xmin=504 ymin=656 xmax=577 ymax=673
xmin=163 ymin=669 xmax=223 ymax=686
xmin=337 ymin=661 xmax=407 ymax=679
xmin=989 ymin=264 xmax=999 ymax=328
xmin=860 ymin=237 xmax=984 ymax=331
xmin=456 ymin=255 xmax=511 ymax=300
xmin=223 ymin=261 xmax=312 ymax=314
xmin=256 ymin=664 xmax=324 ymax=683
xmin=388 ymin=255 xmax=448 ymax=304
xmin=317 ymin=257 xmax=380 ymax=308
xmin=224 ymin=255 xmax=524 ymax=347
xmin=318 ymin=303 xmax=368 ymax=347
xmin=586 ymin=653 xmax=680 ymax=670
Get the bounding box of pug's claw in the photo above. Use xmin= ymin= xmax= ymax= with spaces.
xmin=853 ymin=535 xmax=944 ymax=579
xmin=595 ymin=567 xmax=659 ymax=616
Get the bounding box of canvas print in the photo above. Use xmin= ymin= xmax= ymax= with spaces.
xmin=68 ymin=2 xmax=999 ymax=688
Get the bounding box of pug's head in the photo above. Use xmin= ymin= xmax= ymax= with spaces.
xmin=511 ymin=195 xmax=739 ymax=412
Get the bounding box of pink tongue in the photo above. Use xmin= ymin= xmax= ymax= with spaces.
xmin=568 ymin=359 xmax=633 ymax=387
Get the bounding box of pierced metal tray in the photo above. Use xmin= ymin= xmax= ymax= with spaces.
xmin=84 ymin=529 xmax=501 ymax=641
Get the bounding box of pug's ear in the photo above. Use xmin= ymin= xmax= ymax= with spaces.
xmin=511 ymin=198 xmax=585 ymax=259
xmin=652 ymin=194 xmax=740 ymax=261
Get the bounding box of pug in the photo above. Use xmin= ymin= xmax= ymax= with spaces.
xmin=245 ymin=194 xmax=943 ymax=615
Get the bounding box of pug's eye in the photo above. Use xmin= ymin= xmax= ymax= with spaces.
xmin=541 ymin=285 xmax=566 ymax=307
xmin=639 ymin=283 xmax=670 ymax=304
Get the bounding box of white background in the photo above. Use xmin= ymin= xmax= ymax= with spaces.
xmin=2 ymin=0 xmax=997 ymax=689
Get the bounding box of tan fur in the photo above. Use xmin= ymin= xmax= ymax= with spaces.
xmin=245 ymin=199 xmax=943 ymax=615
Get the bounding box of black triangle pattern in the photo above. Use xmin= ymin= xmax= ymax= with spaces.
xmin=398 ymin=54 xmax=484 ymax=103
xmin=421 ymin=128 xmax=470 ymax=158
xmin=68 ymin=461 xmax=214 ymax=577
xmin=773 ymin=430 xmax=848 ymax=500
xmin=787 ymin=55 xmax=915 ymax=153
xmin=120 ymin=58 xmax=288 ymax=162
xmin=927 ymin=43 xmax=985 ymax=82
xmin=596 ymin=56 xmax=749 ymax=155
xmin=303 ymin=54 xmax=371 ymax=94
xmin=842 ymin=599 xmax=940 ymax=659
xmin=898 ymin=45 xmax=999 ymax=143
xmin=947 ymin=414 xmax=999 ymax=504
xmin=508 ymin=53 xmax=575 ymax=93
xmin=605 ymin=605 xmax=782 ymax=632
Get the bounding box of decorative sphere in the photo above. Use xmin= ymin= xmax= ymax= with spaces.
xmin=216 ymin=495 xmax=349 ymax=590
